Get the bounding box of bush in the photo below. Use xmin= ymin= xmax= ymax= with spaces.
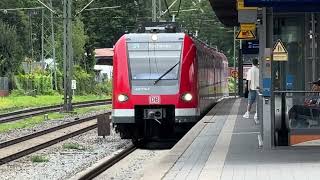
xmin=13 ymin=70 xmax=55 ymax=96
xmin=11 ymin=66 xmax=112 ymax=96
xmin=72 ymin=65 xmax=112 ymax=96
xmin=10 ymin=89 xmax=25 ymax=96
xmin=94 ymin=80 xmax=112 ymax=96
xmin=73 ymin=66 xmax=95 ymax=95
xmin=228 ymin=77 xmax=237 ymax=93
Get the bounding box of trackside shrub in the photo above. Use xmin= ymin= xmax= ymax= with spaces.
xmin=11 ymin=66 xmax=112 ymax=96
xmin=72 ymin=65 xmax=112 ymax=96
xmin=14 ymin=71 xmax=55 ymax=95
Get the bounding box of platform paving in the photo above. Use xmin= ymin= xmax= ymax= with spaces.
xmin=142 ymin=98 xmax=320 ymax=180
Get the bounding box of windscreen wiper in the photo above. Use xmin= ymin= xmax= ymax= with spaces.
xmin=154 ymin=60 xmax=180 ymax=85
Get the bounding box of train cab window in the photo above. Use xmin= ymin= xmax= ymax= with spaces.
xmin=127 ymin=42 xmax=182 ymax=81
xmin=273 ymin=16 xmax=305 ymax=91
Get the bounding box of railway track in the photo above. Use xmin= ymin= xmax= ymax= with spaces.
xmin=0 ymin=99 xmax=112 ymax=124
xmin=0 ymin=112 xmax=111 ymax=165
xmin=78 ymin=145 xmax=137 ymax=180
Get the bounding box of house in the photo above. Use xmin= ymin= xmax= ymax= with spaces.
xmin=94 ymin=48 xmax=113 ymax=82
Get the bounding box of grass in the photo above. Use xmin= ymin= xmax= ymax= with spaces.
xmin=31 ymin=155 xmax=49 ymax=163
xmin=73 ymin=105 xmax=111 ymax=114
xmin=0 ymin=95 xmax=109 ymax=113
xmin=0 ymin=105 xmax=109 ymax=133
xmin=62 ymin=142 xmax=85 ymax=150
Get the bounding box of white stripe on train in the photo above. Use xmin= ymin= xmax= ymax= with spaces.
xmin=112 ymin=108 xmax=200 ymax=117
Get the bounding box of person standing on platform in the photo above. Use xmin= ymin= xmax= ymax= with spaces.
xmin=243 ymin=58 xmax=259 ymax=119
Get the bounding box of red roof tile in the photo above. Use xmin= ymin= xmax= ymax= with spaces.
xmin=95 ymin=48 xmax=114 ymax=57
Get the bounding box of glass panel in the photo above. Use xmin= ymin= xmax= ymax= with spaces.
xmin=287 ymin=92 xmax=320 ymax=130
xmin=315 ymin=14 xmax=320 ymax=82
xmin=304 ymin=13 xmax=320 ymax=89
xmin=127 ymin=42 xmax=182 ymax=80
xmin=273 ymin=16 xmax=305 ymax=91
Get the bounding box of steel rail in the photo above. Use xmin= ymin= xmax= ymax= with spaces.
xmin=0 ymin=112 xmax=111 ymax=165
xmin=78 ymin=145 xmax=137 ymax=180
xmin=0 ymin=112 xmax=110 ymax=149
xmin=0 ymin=99 xmax=111 ymax=124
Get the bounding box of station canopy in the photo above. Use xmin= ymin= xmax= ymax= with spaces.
xmin=209 ymin=0 xmax=238 ymax=27
xmin=209 ymin=0 xmax=320 ymax=27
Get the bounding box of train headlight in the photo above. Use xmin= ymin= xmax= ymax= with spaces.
xmin=118 ymin=94 xmax=128 ymax=102
xmin=182 ymin=93 xmax=193 ymax=102
xmin=151 ymin=34 xmax=158 ymax=41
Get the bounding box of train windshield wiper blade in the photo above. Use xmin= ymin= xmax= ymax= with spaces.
xmin=154 ymin=60 xmax=180 ymax=85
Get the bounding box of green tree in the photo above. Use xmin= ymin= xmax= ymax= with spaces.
xmin=80 ymin=0 xmax=139 ymax=47
xmin=160 ymin=0 xmax=234 ymax=66
xmin=0 ymin=21 xmax=23 ymax=76
xmin=0 ymin=1 xmax=32 ymax=58
xmin=72 ymin=17 xmax=88 ymax=67
xmin=79 ymin=0 xmax=140 ymax=70
xmin=54 ymin=17 xmax=88 ymax=70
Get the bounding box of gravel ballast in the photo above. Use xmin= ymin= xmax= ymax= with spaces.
xmin=0 ymin=109 xmax=174 ymax=180
xmin=0 ymin=128 xmax=130 ymax=180
xmin=0 ymin=109 xmax=109 ymax=143
xmin=0 ymin=109 xmax=131 ymax=180
xmin=95 ymin=149 xmax=169 ymax=180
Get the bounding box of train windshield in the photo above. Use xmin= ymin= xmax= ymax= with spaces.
xmin=127 ymin=42 xmax=182 ymax=80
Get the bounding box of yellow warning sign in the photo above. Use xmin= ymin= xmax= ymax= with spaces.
xmin=273 ymin=40 xmax=288 ymax=53
xmin=240 ymin=23 xmax=256 ymax=32
xmin=273 ymin=39 xmax=288 ymax=61
xmin=237 ymin=0 xmax=258 ymax=10
xmin=236 ymin=30 xmax=256 ymax=40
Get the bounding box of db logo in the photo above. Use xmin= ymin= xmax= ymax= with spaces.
xmin=149 ymin=96 xmax=160 ymax=104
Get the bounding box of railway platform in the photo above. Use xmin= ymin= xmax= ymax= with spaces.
xmin=142 ymin=98 xmax=320 ymax=180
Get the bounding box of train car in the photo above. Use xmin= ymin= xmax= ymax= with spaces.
xmin=112 ymin=26 xmax=228 ymax=143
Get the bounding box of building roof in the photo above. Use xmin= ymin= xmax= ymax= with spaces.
xmin=209 ymin=0 xmax=238 ymax=27
xmin=95 ymin=48 xmax=113 ymax=66
xmin=95 ymin=48 xmax=114 ymax=57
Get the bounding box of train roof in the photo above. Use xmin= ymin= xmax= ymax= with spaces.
xmin=125 ymin=33 xmax=185 ymax=43
xmin=121 ymin=33 xmax=228 ymax=63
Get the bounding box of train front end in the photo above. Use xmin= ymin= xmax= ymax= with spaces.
xmin=112 ymin=33 xmax=198 ymax=142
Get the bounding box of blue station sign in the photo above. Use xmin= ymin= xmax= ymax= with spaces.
xmin=244 ymin=0 xmax=320 ymax=11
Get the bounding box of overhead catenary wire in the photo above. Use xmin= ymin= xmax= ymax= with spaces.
xmin=36 ymin=0 xmax=57 ymax=14
xmin=0 ymin=7 xmax=44 ymax=12
xmin=175 ymin=0 xmax=182 ymax=18
xmin=163 ymin=0 xmax=173 ymax=17
xmin=76 ymin=0 xmax=95 ymax=15
xmin=163 ymin=0 xmax=186 ymax=19
xmin=84 ymin=6 xmax=121 ymax=11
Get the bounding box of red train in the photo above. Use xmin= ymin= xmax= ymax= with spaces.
xmin=112 ymin=27 xmax=228 ymax=143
